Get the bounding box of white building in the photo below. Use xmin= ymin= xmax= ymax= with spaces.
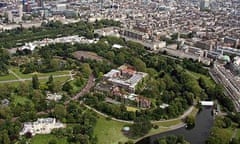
xmin=20 ymin=118 xmax=65 ymax=136
xmin=46 ymin=92 xmax=62 ymax=101
xmin=159 ymin=103 xmax=169 ymax=109
xmin=103 ymin=65 xmax=148 ymax=92
xmin=112 ymin=44 xmax=123 ymax=49
xmin=20 ymin=43 xmax=36 ymax=51
xmin=200 ymin=101 xmax=214 ymax=106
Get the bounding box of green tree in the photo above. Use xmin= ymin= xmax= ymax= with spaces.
xmin=230 ymin=138 xmax=240 ymax=144
xmin=131 ymin=116 xmax=152 ymax=136
xmin=105 ymin=51 xmax=115 ymax=60
xmin=48 ymin=139 xmax=57 ymax=144
xmin=17 ymin=82 xmax=31 ymax=97
xmin=131 ymin=58 xmax=146 ymax=72
xmin=62 ymin=82 xmax=73 ymax=94
xmin=1 ymin=130 xmax=10 ymax=144
xmin=0 ymin=48 xmax=10 ymax=76
xmin=114 ymin=52 xmax=125 ymax=65
xmin=54 ymin=104 xmax=66 ymax=120
xmin=0 ymin=107 xmax=12 ymax=119
xmin=158 ymin=139 xmax=167 ymax=144
xmin=32 ymin=74 xmax=40 ymax=89
xmin=185 ymin=115 xmax=195 ymax=129
xmin=206 ymin=127 xmax=232 ymax=144
xmin=49 ymin=59 xmax=60 ymax=71
xmin=46 ymin=75 xmax=55 ymax=92
xmin=74 ymin=77 xmax=84 ymax=87
xmin=223 ymin=117 xmax=232 ymax=128
xmin=80 ymin=63 xmax=92 ymax=78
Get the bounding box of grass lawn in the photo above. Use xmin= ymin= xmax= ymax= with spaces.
xmin=136 ymin=119 xmax=183 ymax=142
xmin=234 ymin=128 xmax=240 ymax=139
xmin=0 ymin=76 xmax=70 ymax=87
xmin=39 ymin=76 xmax=70 ymax=85
xmin=126 ymin=106 xmax=139 ymax=112
xmin=36 ymin=70 xmax=70 ymax=77
xmin=31 ymin=134 xmax=67 ymax=144
xmin=0 ymin=81 xmax=22 ymax=87
xmin=94 ymin=116 xmax=132 ymax=144
xmin=13 ymin=95 xmax=33 ymax=105
xmin=189 ymin=107 xmax=199 ymax=117
xmin=69 ymin=78 xmax=87 ymax=94
xmin=149 ymin=107 xmax=197 ymax=136
xmin=0 ymin=73 xmax=18 ymax=81
xmin=10 ymin=67 xmax=70 ymax=79
xmin=153 ymin=119 xmax=182 ymax=127
xmin=225 ymin=127 xmax=235 ymax=137
xmin=10 ymin=67 xmax=33 ymax=79
xmin=146 ymin=127 xmax=170 ymax=139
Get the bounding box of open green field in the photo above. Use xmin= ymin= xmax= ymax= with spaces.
xmin=126 ymin=106 xmax=139 ymax=112
xmin=94 ymin=116 xmax=132 ymax=144
xmin=143 ymin=127 xmax=170 ymax=140
xmin=29 ymin=116 xmax=183 ymax=144
xmin=153 ymin=119 xmax=182 ymax=127
xmin=69 ymin=78 xmax=87 ymax=94
xmin=0 ymin=73 xmax=18 ymax=81
xmin=36 ymin=70 xmax=70 ymax=77
xmin=135 ymin=119 xmax=183 ymax=142
xmin=0 ymin=67 xmax=71 ymax=86
xmin=10 ymin=67 xmax=70 ymax=79
xmin=13 ymin=95 xmax=33 ymax=105
xmin=0 ymin=75 xmax=70 ymax=87
xmin=39 ymin=76 xmax=70 ymax=85
xmin=225 ymin=127 xmax=235 ymax=137
xmin=234 ymin=128 xmax=240 ymax=139
xmin=31 ymin=134 xmax=67 ymax=144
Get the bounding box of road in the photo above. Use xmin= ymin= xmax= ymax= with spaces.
xmin=64 ymin=74 xmax=95 ymax=105
xmin=72 ymin=74 xmax=95 ymax=100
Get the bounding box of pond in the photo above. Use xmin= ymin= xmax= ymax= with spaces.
xmin=136 ymin=106 xmax=214 ymax=144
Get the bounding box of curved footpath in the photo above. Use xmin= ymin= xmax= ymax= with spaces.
xmin=83 ymin=103 xmax=194 ymax=124
xmin=75 ymin=75 xmax=195 ymax=124
xmin=70 ymin=74 xmax=195 ymax=138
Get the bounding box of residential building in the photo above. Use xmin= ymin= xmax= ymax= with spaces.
xmin=20 ymin=118 xmax=65 ymax=136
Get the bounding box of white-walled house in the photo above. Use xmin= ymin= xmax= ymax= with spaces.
xmin=20 ymin=118 xmax=65 ymax=136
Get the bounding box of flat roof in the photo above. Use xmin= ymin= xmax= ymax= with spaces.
xmin=200 ymin=101 xmax=214 ymax=106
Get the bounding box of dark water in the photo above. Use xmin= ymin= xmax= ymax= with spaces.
xmin=136 ymin=106 xmax=214 ymax=144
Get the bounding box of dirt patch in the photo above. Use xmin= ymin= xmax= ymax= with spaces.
xmin=73 ymin=51 xmax=104 ymax=61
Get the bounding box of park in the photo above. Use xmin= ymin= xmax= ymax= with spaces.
xmin=0 ymin=20 xmax=239 ymax=144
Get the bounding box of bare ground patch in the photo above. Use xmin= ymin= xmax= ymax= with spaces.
xmin=73 ymin=51 xmax=104 ymax=61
